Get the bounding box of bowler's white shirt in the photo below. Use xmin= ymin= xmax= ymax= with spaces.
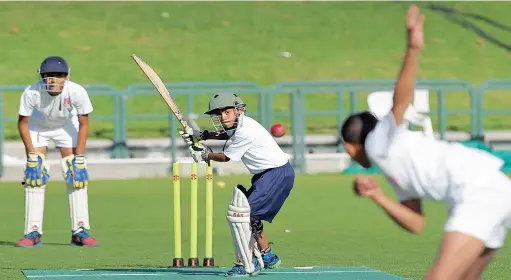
xmin=365 ymin=112 xmax=504 ymax=203
xmin=224 ymin=115 xmax=290 ymax=174
xmin=18 ymin=80 xmax=93 ymax=129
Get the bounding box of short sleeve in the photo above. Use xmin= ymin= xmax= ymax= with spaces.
xmin=18 ymin=90 xmax=35 ymax=116
xmin=384 ymin=175 xmax=412 ymax=202
xmin=365 ymin=112 xmax=405 ymax=157
xmin=224 ymin=135 xmax=253 ymax=161
xmin=72 ymin=87 xmax=93 ymax=115
xmin=396 ymin=188 xmax=412 ymax=202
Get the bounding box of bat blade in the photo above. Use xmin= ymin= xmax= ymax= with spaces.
xmin=131 ymin=54 xmax=201 ymax=146
xmin=131 ymin=54 xmax=189 ymax=129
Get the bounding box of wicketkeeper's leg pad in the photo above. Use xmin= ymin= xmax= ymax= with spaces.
xmin=61 ymin=158 xmax=91 ymax=233
xmin=22 ymin=160 xmax=50 ymax=235
xmin=24 ymin=184 xmax=46 ymax=235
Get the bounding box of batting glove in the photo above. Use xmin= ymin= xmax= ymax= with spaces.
xmin=179 ymin=127 xmax=208 ymax=146
xmin=189 ymin=144 xmax=211 ymax=163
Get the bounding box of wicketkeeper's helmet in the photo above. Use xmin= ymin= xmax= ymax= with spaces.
xmin=38 ymin=56 xmax=70 ymax=96
xmin=39 ymin=56 xmax=70 ymax=77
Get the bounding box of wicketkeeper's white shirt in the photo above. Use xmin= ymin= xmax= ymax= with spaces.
xmin=223 ymin=115 xmax=290 ymax=174
xmin=18 ymin=80 xmax=94 ymax=129
xmin=365 ymin=112 xmax=505 ymax=203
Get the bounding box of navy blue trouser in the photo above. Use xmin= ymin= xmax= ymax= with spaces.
xmin=246 ymin=162 xmax=295 ymax=223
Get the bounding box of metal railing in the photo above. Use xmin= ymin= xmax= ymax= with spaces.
xmin=1 ymin=79 xmax=508 ymax=176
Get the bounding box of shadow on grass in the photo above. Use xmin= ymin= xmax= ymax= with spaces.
xmin=94 ymin=267 xmax=224 ymax=275
xmin=22 ymin=267 xmax=226 ymax=276
xmin=423 ymin=2 xmax=511 ymax=52
xmin=0 ymin=240 xmax=69 ymax=247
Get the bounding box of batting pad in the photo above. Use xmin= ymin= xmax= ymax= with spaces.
xmin=226 ymin=187 xmax=258 ymax=273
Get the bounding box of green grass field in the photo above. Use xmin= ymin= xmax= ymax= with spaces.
xmin=2 ymin=3 xmax=511 ymax=279
xmin=1 ymin=174 xmax=511 ymax=279
xmin=1 ymin=2 xmax=511 ymax=139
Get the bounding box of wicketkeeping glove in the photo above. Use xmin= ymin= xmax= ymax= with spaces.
xmin=64 ymin=154 xmax=89 ymax=188
xmin=24 ymin=152 xmax=50 ymax=187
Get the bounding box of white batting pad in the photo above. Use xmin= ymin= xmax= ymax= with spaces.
xmin=252 ymin=240 xmax=265 ymax=269
xmin=226 ymin=187 xmax=255 ymax=273
xmin=24 ymin=185 xmax=46 ymax=235
xmin=62 ymin=158 xmax=90 ymax=232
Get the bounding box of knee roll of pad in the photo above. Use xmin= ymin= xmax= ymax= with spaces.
xmin=250 ymin=217 xmax=263 ymax=238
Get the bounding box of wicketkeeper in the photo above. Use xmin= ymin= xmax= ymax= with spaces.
xmin=16 ymin=56 xmax=99 ymax=247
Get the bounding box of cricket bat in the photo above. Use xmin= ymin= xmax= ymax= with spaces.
xmin=131 ymin=54 xmax=200 ymax=146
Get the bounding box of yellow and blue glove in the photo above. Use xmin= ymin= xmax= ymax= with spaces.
xmin=24 ymin=152 xmax=50 ymax=187
xmin=64 ymin=154 xmax=89 ymax=188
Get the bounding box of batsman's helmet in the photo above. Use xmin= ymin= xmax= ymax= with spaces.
xmin=204 ymin=92 xmax=246 ymax=115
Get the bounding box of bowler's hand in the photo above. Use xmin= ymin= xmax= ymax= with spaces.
xmin=353 ymin=176 xmax=382 ymax=199
xmin=406 ymin=5 xmax=425 ymax=50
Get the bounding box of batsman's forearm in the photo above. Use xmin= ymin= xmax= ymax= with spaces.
xmin=371 ymin=193 xmax=425 ymax=234
xmin=18 ymin=122 xmax=36 ymax=154
xmin=207 ymin=131 xmax=229 ymax=140
xmin=393 ymin=48 xmax=420 ymax=113
xmin=207 ymin=152 xmax=230 ymax=162
xmin=75 ymin=123 xmax=89 ymax=155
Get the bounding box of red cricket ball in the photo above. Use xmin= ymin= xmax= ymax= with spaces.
xmin=271 ymin=123 xmax=286 ymax=138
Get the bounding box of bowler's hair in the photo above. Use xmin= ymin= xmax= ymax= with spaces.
xmin=341 ymin=111 xmax=379 ymax=145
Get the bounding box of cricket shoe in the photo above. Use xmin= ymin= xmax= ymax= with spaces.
xmin=225 ymin=258 xmax=261 ymax=277
xmin=262 ymin=249 xmax=281 ymax=269
xmin=15 ymin=231 xmax=43 ymax=248
xmin=70 ymin=229 xmax=100 ymax=247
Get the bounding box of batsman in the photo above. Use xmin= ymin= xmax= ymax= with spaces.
xmin=180 ymin=92 xmax=295 ymax=277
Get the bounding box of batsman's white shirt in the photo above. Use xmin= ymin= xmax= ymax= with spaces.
xmin=223 ymin=115 xmax=290 ymax=174
xmin=365 ymin=112 xmax=511 ymax=248
xmin=18 ymin=81 xmax=93 ymax=148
